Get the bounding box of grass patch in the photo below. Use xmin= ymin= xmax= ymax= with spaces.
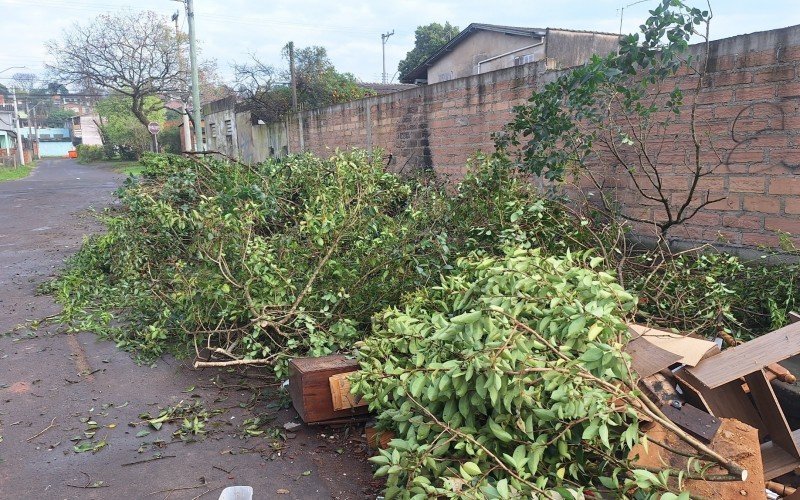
xmin=105 ymin=160 xmax=144 ymax=176
xmin=0 ymin=163 xmax=35 ymax=182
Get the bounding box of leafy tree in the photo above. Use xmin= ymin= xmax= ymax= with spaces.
xmin=44 ymin=109 xmax=76 ymax=128
xmin=398 ymin=22 xmax=460 ymax=83
xmin=46 ymin=10 xmax=182 ymax=131
xmin=96 ymin=94 xmax=165 ymax=159
xmin=234 ymin=44 xmax=371 ymax=122
xmin=0 ymin=83 xmax=7 ymax=96
xmin=495 ymin=0 xmax=715 ymax=238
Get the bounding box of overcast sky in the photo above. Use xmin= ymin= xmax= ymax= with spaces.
xmin=1 ymin=0 xmax=799 ymax=86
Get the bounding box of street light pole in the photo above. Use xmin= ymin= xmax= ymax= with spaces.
xmin=381 ymin=30 xmax=394 ymax=84
xmin=186 ymin=0 xmax=204 ymax=151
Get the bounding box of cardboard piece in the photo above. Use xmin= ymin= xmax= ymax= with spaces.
xmin=628 ymin=324 xmax=719 ymax=367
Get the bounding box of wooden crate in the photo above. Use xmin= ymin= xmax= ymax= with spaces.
xmin=288 ymin=355 xmax=370 ymax=423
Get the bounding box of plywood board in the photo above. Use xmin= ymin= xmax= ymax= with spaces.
xmin=744 ymin=369 xmax=800 ymax=458
xmin=685 ymin=322 xmax=800 ymax=388
xmin=329 ymin=372 xmax=368 ymax=411
xmin=624 ymin=336 xmax=682 ymax=378
xmin=628 ymin=324 xmax=719 ymax=366
xmin=660 ymin=402 xmax=721 ymax=443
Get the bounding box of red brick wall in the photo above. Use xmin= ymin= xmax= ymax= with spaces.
xmin=283 ymin=25 xmax=800 ymax=251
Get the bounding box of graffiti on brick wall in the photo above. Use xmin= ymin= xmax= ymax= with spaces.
xmin=726 ymin=101 xmax=798 ymax=171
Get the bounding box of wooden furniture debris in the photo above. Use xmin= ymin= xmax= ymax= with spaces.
xmin=659 ymin=402 xmax=721 ymax=443
xmin=626 ymin=321 xmax=800 ymax=492
xmin=329 ymin=372 xmax=368 ymax=411
xmin=682 ymin=322 xmax=800 ymax=469
xmin=766 ymin=480 xmax=796 ymax=496
xmin=288 ymin=355 xmax=369 ymax=423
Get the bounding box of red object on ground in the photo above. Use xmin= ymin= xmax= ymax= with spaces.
xmin=68 ymin=150 xmax=78 ymax=158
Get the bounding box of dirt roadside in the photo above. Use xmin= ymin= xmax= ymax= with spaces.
xmin=0 ymin=159 xmax=377 ymax=499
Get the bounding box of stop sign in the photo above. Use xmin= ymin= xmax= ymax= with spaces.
xmin=148 ymin=122 xmax=161 ymax=134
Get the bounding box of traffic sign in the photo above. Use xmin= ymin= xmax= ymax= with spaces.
xmin=148 ymin=122 xmax=161 ymax=134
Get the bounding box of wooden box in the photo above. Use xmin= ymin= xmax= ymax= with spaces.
xmin=288 ymin=355 xmax=370 ymax=423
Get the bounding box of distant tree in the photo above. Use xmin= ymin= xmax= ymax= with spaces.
xmin=234 ymin=44 xmax=371 ymax=122
xmin=44 ymin=109 xmax=76 ymax=128
xmin=46 ymin=82 xmax=69 ymax=95
xmin=198 ymin=59 xmax=236 ymax=103
xmin=46 ymin=10 xmax=182 ymax=132
xmin=398 ymin=22 xmax=460 ymax=83
xmin=0 ymin=83 xmax=8 ymax=96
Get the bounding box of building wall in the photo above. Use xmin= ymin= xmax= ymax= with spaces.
xmin=543 ymin=29 xmax=621 ymax=69
xmin=427 ymin=30 xmax=544 ymax=83
xmin=203 ymin=97 xmax=239 ymax=158
xmin=229 ymin=24 xmax=800 ymax=251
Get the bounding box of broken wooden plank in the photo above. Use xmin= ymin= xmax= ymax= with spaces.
xmin=766 ymin=362 xmax=797 ymax=384
xmin=288 ymin=355 xmax=369 ymax=423
xmin=744 ymin=369 xmax=800 ymax=459
xmin=686 ymin=322 xmax=800 ymax=389
xmin=762 ymin=430 xmax=800 ymax=481
xmin=673 ymin=367 xmax=766 ymax=436
xmin=789 ymin=311 xmax=800 ymax=324
xmin=329 ymin=372 xmax=368 ymax=411
xmin=624 ymin=336 xmax=682 ymax=378
xmin=659 ymin=402 xmax=721 ymax=443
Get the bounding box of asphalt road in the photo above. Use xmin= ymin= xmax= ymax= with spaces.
xmin=0 ymin=159 xmax=375 ymax=499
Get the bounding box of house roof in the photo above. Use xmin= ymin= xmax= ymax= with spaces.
xmin=403 ymin=23 xmax=546 ymax=83
xmin=359 ymin=83 xmax=418 ymax=95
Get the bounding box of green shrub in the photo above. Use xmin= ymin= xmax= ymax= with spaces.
xmin=76 ymin=144 xmax=105 ymax=163
xmin=352 ymin=248 xmax=649 ymax=498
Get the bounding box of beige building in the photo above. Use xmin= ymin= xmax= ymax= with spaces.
xmin=404 ymin=24 xmax=620 ymax=84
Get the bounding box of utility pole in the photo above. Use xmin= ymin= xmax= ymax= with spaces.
xmin=24 ymin=99 xmax=35 ymax=160
xmin=11 ymin=89 xmax=24 ymax=166
xmin=381 ymin=30 xmax=394 ymax=84
xmin=186 ymin=0 xmax=203 ymax=151
xmin=173 ymin=10 xmax=192 ymax=152
xmin=288 ymin=41 xmax=298 ymax=113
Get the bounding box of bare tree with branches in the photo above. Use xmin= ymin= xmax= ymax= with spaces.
xmin=46 ymin=10 xmax=183 ymax=130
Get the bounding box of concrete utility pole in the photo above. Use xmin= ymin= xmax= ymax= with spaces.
xmin=11 ymin=89 xmax=24 ymax=166
xmin=186 ymin=0 xmax=204 ymax=151
xmin=381 ymin=30 xmax=394 ymax=84
xmin=173 ymin=10 xmax=192 ymax=152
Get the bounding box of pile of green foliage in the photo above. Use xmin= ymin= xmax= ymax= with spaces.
xmin=353 ymin=248 xmax=649 ymax=498
xmin=49 ymin=148 xmax=796 ymax=497
xmin=51 ymin=151 xmax=452 ymax=374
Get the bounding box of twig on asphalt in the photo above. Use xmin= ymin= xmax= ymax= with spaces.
xmin=145 ymin=485 xmax=205 ymax=496
xmin=65 ymin=471 xmax=108 ymax=489
xmin=27 ymin=417 xmax=57 ymax=442
xmin=190 ymin=485 xmax=223 ymax=500
xmin=121 ymin=454 xmax=176 ymax=467
xmin=212 ymin=465 xmax=233 ymax=474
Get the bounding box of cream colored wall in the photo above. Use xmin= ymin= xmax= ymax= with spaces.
xmin=426 ymin=31 xmax=543 ymax=83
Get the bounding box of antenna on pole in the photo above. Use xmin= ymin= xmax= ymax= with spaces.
xmin=381 ymin=30 xmax=394 ymax=84
xmin=618 ymin=0 xmax=652 ymax=36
